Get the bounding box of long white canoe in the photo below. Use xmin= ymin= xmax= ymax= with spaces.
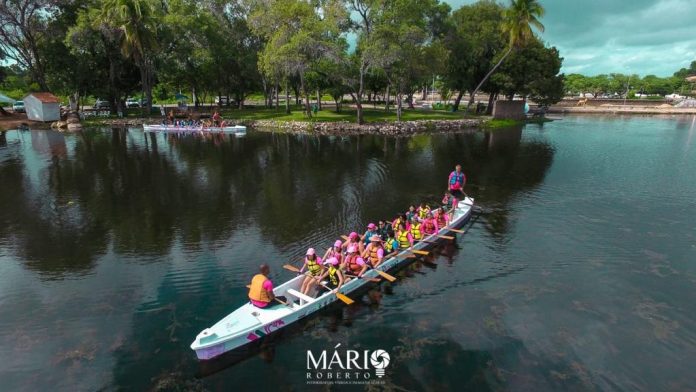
xmin=190 ymin=197 xmax=475 ymax=360
xmin=142 ymin=124 xmax=247 ymax=135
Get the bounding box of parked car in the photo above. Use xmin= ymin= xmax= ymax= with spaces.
xmin=93 ymin=99 xmax=110 ymax=109
xmin=126 ymin=98 xmax=140 ymax=108
xmin=214 ymin=96 xmax=231 ymax=105
xmin=12 ymin=101 xmax=25 ymax=113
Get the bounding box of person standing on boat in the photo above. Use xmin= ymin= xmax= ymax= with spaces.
xmin=319 ymin=257 xmax=344 ymax=292
xmin=362 ymin=235 xmax=385 ymax=267
xmin=448 ymin=164 xmax=467 ymax=199
xmin=248 ymin=264 xmax=279 ymax=308
xmin=300 ymin=248 xmax=323 ymax=295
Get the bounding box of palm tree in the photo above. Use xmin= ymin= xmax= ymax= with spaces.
xmin=466 ymin=0 xmax=545 ymax=113
xmin=99 ymin=0 xmax=158 ymax=114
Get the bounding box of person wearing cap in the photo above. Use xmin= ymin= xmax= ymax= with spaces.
xmin=422 ymin=211 xmax=439 ymax=236
xmin=318 ymin=257 xmax=344 ymax=292
xmin=322 ymin=239 xmax=344 ymax=266
xmin=341 ymin=231 xmax=360 ymax=251
xmin=300 ymin=248 xmax=323 ymax=295
xmin=362 ymin=234 xmax=385 ymax=267
xmin=248 ymin=264 xmax=282 ymax=308
xmin=360 ymin=223 xmax=379 ymax=251
xmin=343 ymin=244 xmax=368 ymax=277
xmin=448 ymin=164 xmax=467 ymax=199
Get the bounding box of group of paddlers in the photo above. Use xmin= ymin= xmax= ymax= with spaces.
xmin=247 ymin=165 xmax=468 ymax=309
xmin=162 ymin=110 xmax=224 ymax=127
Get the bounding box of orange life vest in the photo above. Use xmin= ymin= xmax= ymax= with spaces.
xmin=368 ymin=244 xmax=382 ymax=265
xmin=248 ymin=274 xmax=271 ymax=303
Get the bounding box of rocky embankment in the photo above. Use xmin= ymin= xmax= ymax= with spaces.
xmin=70 ymin=117 xmax=485 ymax=135
xmin=246 ymin=118 xmax=483 ymax=135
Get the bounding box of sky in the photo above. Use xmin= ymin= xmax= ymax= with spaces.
xmin=447 ymin=0 xmax=696 ymax=77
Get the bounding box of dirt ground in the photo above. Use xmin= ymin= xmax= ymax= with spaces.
xmin=0 ymin=112 xmax=49 ymax=131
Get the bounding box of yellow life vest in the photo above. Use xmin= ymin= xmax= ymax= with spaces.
xmin=418 ymin=207 xmax=430 ymax=219
xmin=397 ymin=230 xmax=410 ymax=249
xmin=248 ymin=274 xmax=271 ymax=303
xmin=306 ymin=256 xmax=321 ymax=276
xmin=328 ymin=265 xmax=339 ymax=286
xmin=410 ymin=223 xmax=422 ymax=240
xmin=385 ymin=238 xmax=398 ymax=253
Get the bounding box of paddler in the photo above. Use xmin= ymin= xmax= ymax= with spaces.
xmin=396 ymin=222 xmax=414 ymax=249
xmin=405 ymin=205 xmax=417 ymax=221
xmin=360 ymin=223 xmax=378 ymax=253
xmin=248 ymin=264 xmax=285 ymax=308
xmin=300 ymin=248 xmax=323 ymax=295
xmin=422 ymin=211 xmax=439 ymax=236
xmin=318 ymin=257 xmax=344 ymax=292
xmin=342 ymin=232 xmax=360 ymax=251
xmin=435 ymin=206 xmax=450 ymax=229
xmin=362 ymin=234 xmax=385 ymax=267
xmin=448 ymin=164 xmax=467 ymax=200
xmin=322 ymin=240 xmax=344 ymax=266
xmin=409 ymin=216 xmax=423 ymax=242
xmin=376 ymin=220 xmax=390 ymax=240
xmin=417 ymin=202 xmax=431 ymax=220
xmin=343 ymin=244 xmax=368 ymax=278
xmin=384 ymin=230 xmax=399 ymax=253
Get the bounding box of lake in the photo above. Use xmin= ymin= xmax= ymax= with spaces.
xmin=1 ymin=115 xmax=695 ymax=391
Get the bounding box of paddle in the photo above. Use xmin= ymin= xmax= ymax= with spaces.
xmin=345 ymin=273 xmax=381 ymax=283
xmin=282 ymin=265 xmax=354 ymax=305
xmin=436 ymin=234 xmax=455 ymax=240
xmin=410 ymin=249 xmax=430 ymax=255
xmin=447 ymin=228 xmax=465 ymax=233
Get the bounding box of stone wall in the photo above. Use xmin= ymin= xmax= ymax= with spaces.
xmin=492 ymin=100 xmax=525 ymax=120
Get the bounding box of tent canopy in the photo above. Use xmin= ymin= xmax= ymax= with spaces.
xmin=0 ymin=93 xmax=17 ymax=103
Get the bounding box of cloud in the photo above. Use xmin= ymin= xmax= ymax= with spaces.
xmin=445 ymin=0 xmax=696 ymax=76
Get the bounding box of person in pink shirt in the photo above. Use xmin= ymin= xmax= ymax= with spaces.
xmin=248 ymin=264 xmax=283 ymax=308
xmin=322 ymin=240 xmax=344 ymax=265
xmin=362 ymin=235 xmax=385 ymax=267
xmin=300 ymin=248 xmax=323 ymax=295
xmin=395 ymin=222 xmax=414 ymax=249
xmin=448 ymin=164 xmax=467 ymax=199
xmin=342 ymin=232 xmax=360 ymax=251
xmin=435 ymin=206 xmax=450 ymax=230
xmin=422 ymin=211 xmax=439 ymax=235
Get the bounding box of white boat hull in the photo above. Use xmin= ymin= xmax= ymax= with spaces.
xmin=142 ymin=124 xmax=247 ymax=136
xmin=190 ymin=197 xmax=475 ymax=360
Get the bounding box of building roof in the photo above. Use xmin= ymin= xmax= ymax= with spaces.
xmin=25 ymin=92 xmax=60 ymax=103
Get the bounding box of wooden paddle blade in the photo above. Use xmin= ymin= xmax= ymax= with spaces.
xmin=374 ymin=269 xmax=397 ymax=282
xmin=448 ymin=228 xmax=465 ymax=233
xmin=404 ymin=253 xmax=417 ymax=258
xmin=283 ymin=264 xmax=301 ymax=273
xmin=341 ymin=235 xmax=349 ymax=241
xmin=335 ymin=292 xmax=354 ymax=305
xmin=411 ymin=249 xmax=430 ymax=255
xmin=437 ymin=235 xmax=455 ymax=240
xmin=246 ymin=285 xmax=251 ymax=289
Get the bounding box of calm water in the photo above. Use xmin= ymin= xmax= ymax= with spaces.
xmin=1 ymin=115 xmax=695 ymax=391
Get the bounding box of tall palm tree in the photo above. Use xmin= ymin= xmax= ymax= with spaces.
xmin=466 ymin=0 xmax=544 ymax=113
xmin=99 ymin=0 xmax=158 ymax=114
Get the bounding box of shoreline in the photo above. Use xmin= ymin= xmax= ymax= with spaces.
xmin=547 ymin=105 xmax=696 ymax=115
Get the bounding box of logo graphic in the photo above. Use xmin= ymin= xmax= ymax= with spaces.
xmin=305 ymin=344 xmax=391 ymax=385
xmin=369 ymin=349 xmax=390 ymax=377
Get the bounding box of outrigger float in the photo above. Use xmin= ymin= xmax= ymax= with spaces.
xmin=142 ymin=124 xmax=247 ymax=137
xmin=190 ymin=197 xmax=476 ymax=360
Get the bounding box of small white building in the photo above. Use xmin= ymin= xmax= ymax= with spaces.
xmin=24 ymin=92 xmax=60 ymax=122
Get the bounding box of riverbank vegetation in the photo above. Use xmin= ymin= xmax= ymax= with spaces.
xmin=0 ymin=0 xmax=564 ymax=123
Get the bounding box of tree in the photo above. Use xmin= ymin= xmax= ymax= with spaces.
xmin=250 ymin=0 xmax=347 ymax=117
xmin=489 ymin=38 xmax=563 ymax=108
xmin=442 ymin=0 xmax=505 ymax=111
xmin=98 ymin=0 xmax=160 ymax=113
xmin=466 ymin=0 xmax=545 ymax=113
xmin=0 ymin=0 xmax=56 ymax=90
